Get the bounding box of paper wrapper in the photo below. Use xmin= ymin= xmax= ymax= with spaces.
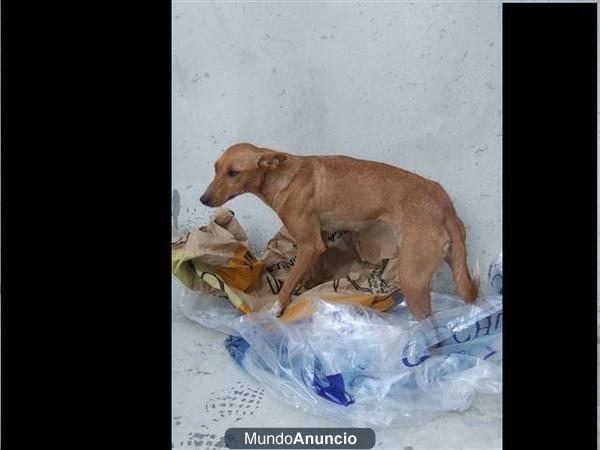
xmin=172 ymin=208 xmax=404 ymax=321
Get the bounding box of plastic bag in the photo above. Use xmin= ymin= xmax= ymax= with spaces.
xmin=175 ymin=257 xmax=502 ymax=427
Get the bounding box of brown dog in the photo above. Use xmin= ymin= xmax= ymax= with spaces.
xmin=200 ymin=143 xmax=479 ymax=320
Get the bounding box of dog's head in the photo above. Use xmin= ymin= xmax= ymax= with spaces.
xmin=200 ymin=143 xmax=287 ymax=207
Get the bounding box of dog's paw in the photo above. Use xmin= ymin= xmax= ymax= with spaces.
xmin=266 ymin=301 xmax=283 ymax=317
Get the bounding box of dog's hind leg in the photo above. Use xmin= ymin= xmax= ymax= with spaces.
xmin=394 ymin=221 xmax=450 ymax=321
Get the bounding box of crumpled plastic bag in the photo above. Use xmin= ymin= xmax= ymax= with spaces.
xmin=172 ymin=208 xmax=502 ymax=427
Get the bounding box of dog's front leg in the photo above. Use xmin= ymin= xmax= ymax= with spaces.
xmin=271 ymin=233 xmax=326 ymax=316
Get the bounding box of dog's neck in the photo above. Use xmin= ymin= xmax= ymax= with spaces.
xmin=254 ymin=154 xmax=302 ymax=213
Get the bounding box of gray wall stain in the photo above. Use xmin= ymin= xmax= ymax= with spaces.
xmin=173 ymin=189 xmax=181 ymax=231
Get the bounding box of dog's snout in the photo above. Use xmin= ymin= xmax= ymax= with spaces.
xmin=200 ymin=194 xmax=212 ymax=206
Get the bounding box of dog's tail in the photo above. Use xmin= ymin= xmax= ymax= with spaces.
xmin=444 ymin=213 xmax=480 ymax=303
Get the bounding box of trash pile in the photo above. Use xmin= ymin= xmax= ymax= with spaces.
xmin=172 ymin=208 xmax=502 ymax=427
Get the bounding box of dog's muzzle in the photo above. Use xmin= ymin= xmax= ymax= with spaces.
xmin=200 ymin=194 xmax=213 ymax=206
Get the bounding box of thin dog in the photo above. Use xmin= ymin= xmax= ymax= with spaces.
xmin=200 ymin=143 xmax=479 ymax=320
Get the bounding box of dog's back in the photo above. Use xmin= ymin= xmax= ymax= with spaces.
xmin=299 ymin=154 xmax=454 ymax=230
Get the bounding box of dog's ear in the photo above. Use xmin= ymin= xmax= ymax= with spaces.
xmin=257 ymin=151 xmax=287 ymax=170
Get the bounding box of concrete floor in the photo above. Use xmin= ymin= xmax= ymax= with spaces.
xmin=172 ymin=282 xmax=502 ymax=450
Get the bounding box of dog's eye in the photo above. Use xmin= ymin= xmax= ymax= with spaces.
xmin=228 ymin=169 xmax=239 ymax=177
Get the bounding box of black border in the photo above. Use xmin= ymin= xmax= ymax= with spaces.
xmin=503 ymin=3 xmax=597 ymax=448
xmin=1 ymin=2 xmax=173 ymax=448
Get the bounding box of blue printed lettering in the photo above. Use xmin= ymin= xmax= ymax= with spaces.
xmin=474 ymin=316 xmax=492 ymax=338
xmin=402 ymin=353 xmax=431 ymax=367
xmin=453 ymin=331 xmax=471 ymax=343
xmin=401 ymin=335 xmax=431 ymax=367
xmin=494 ymin=312 xmax=503 ymax=331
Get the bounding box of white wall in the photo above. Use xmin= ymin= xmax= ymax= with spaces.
xmin=172 ymin=1 xmax=502 ymax=295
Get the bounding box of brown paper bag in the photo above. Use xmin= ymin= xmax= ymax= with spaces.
xmin=172 ymin=208 xmax=403 ymax=320
xmin=172 ymin=208 xmax=265 ymax=313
